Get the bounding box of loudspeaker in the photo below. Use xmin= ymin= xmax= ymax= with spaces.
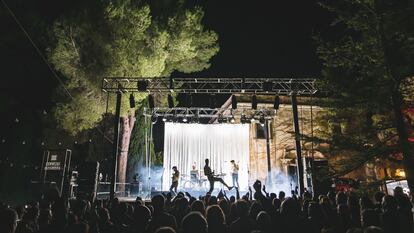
xmin=76 ymin=162 xmax=99 ymax=201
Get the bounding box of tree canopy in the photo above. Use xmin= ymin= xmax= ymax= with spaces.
xmin=48 ymin=0 xmax=219 ymax=135
xmin=314 ymin=0 xmax=414 ymax=182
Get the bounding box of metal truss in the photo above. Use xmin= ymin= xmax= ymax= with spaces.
xmin=143 ymin=107 xmax=276 ymax=119
xmin=102 ymin=77 xmax=318 ymax=95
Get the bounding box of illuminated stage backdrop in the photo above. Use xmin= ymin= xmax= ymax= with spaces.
xmin=162 ymin=123 xmax=250 ymax=192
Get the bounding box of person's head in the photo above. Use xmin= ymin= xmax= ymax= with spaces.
xmin=364 ymin=226 xmax=384 ymax=233
xmin=308 ymin=202 xmax=323 ymax=220
xmin=256 ymin=211 xmax=271 ymax=231
xmin=229 ymin=196 xmax=236 ymax=203
xmin=381 ymin=195 xmax=397 ymax=212
xmin=373 ymin=192 xmax=385 ymax=204
xmin=181 ymin=212 xmax=208 ymax=233
xmin=208 ymin=195 xmax=217 ymax=205
xmin=152 ymin=195 xmax=165 ymax=212
xmin=205 ymin=159 xmax=209 ymax=165
xmin=206 ymin=205 xmax=225 ymax=225
xmin=177 ymin=197 xmax=189 ymax=211
xmin=249 ymin=202 xmax=262 ymax=219
xmin=235 ymin=199 xmax=249 ymax=218
xmin=337 ymin=204 xmax=350 ymax=218
xmin=346 ymin=228 xmax=364 ymax=233
xmin=272 ymin=198 xmax=281 ymax=210
xmin=191 ymin=200 xmax=205 ymax=216
xmin=270 ymin=193 xmax=277 ymax=200
xmin=133 ymin=205 xmax=151 ymax=228
xmin=361 ymin=209 xmax=380 ymax=228
xmin=230 ymin=160 xmax=235 ymax=164
xmin=336 ymin=192 xmax=347 ymax=206
xmin=218 ymin=199 xmax=229 ymax=216
xmin=393 ymin=186 xmax=404 ymax=196
xmin=98 ymin=208 xmax=111 ymax=223
xmin=38 ymin=209 xmax=52 ymax=227
xmin=253 ymin=180 xmax=262 ymax=192
xmin=172 ymin=166 xmax=177 ymax=172
xmin=279 ymin=191 xmax=285 ymax=200
xmin=155 ymin=227 xmax=177 ymax=233
xmin=280 ymin=198 xmax=301 ymax=218
xmin=73 ymin=222 xmax=90 ymax=233
xmin=0 ymin=208 xmax=18 ymax=233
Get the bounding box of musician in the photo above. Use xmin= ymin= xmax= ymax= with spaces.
xmin=230 ymin=160 xmax=239 ymax=188
xmin=204 ymin=158 xmax=233 ymax=193
xmin=190 ymin=162 xmax=198 ymax=182
xmin=170 ymin=166 xmax=179 ymax=194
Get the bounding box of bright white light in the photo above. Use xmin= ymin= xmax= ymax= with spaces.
xmin=163 ymin=123 xmax=250 ymax=192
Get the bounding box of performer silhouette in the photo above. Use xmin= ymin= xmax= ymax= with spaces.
xmin=230 ymin=160 xmax=240 ymax=188
xmin=204 ymin=159 xmax=233 ymax=193
xmin=169 ymin=166 xmax=179 ymax=194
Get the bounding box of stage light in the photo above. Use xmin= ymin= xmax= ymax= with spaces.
xmin=182 ymin=117 xmax=188 ymax=123
xmin=168 ymin=94 xmax=174 ymax=108
xmin=231 ymin=95 xmax=237 ymax=109
xmin=230 ymin=116 xmax=235 ymax=123
xmin=274 ymin=95 xmax=280 ymax=110
xmin=151 ymin=114 xmax=158 ymax=124
xmin=137 ymin=80 xmax=149 ymax=91
xmin=259 ymin=116 xmax=266 ymax=127
xmin=148 ymin=94 xmax=155 ymax=109
xmin=129 ymin=94 xmax=136 ymax=108
xmin=218 ymin=116 xmax=227 ymax=123
xmin=251 ymin=95 xmax=257 ymax=110
xmin=241 ymin=114 xmax=251 ymax=124
xmin=162 ymin=116 xmax=167 ymax=122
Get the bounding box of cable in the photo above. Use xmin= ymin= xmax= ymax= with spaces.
xmin=1 ymin=0 xmax=73 ymax=99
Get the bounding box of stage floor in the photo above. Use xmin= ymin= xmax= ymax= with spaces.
xmin=112 ymin=188 xmax=245 ymax=202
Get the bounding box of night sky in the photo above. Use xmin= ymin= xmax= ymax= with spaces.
xmin=0 ymin=0 xmax=333 ymax=202
xmin=0 ymin=0 xmax=330 ymax=120
xmin=0 ymin=0 xmax=332 ymax=158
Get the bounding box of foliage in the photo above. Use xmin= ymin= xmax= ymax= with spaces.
xmin=48 ymin=0 xmax=219 ymax=135
xmin=313 ymin=0 xmax=414 ymax=177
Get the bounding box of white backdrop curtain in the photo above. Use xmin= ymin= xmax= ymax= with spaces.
xmin=162 ymin=123 xmax=250 ymax=191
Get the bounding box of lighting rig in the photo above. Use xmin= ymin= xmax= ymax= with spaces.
xmin=144 ymin=107 xmax=275 ymax=124
xmin=102 ymin=77 xmax=318 ymax=200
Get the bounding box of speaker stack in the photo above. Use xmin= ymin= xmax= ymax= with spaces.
xmin=76 ymin=162 xmax=99 ymax=201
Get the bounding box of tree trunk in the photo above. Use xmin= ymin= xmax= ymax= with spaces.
xmin=392 ymin=91 xmax=414 ymax=194
xmin=117 ymin=114 xmax=136 ymax=194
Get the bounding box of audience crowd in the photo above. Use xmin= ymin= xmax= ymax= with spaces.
xmin=1 ymin=180 xmax=413 ymax=233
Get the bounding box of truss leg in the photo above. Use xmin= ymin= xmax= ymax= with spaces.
xmin=264 ymin=119 xmax=272 ymax=186
xmin=291 ymin=94 xmax=304 ymax=195
xmin=110 ymin=91 xmax=122 ymax=201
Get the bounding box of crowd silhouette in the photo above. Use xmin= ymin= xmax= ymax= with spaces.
xmin=1 ymin=180 xmax=413 ymax=233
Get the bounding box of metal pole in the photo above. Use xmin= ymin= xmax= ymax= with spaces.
xmin=110 ymin=91 xmax=122 ymax=201
xmin=264 ymin=119 xmax=272 ymax=185
xmin=291 ymin=94 xmax=304 ymax=195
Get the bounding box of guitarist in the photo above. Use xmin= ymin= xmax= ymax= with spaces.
xmin=204 ymin=158 xmax=233 ymax=194
xmin=169 ymin=166 xmax=179 ymax=195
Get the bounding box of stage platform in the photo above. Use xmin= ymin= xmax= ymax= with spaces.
xmin=112 ymin=188 xmax=246 ymax=202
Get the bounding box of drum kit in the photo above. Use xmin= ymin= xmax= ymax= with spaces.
xmin=180 ymin=171 xmax=226 ymax=191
